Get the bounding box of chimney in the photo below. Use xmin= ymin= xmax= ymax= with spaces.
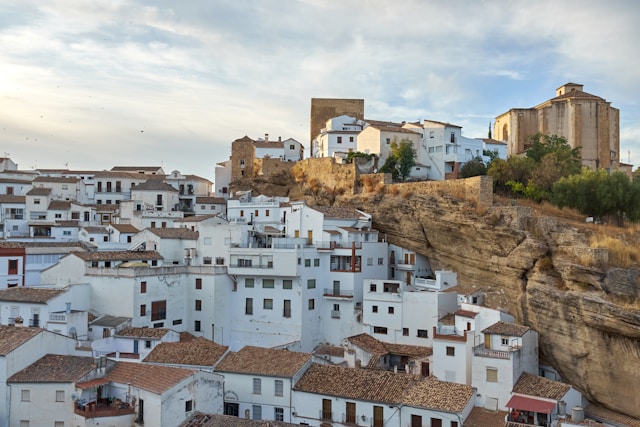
xmin=264 ymin=133 xmax=269 ymax=142
xmin=278 ymin=136 xmax=282 ymax=142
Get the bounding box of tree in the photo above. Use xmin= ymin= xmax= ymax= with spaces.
xmin=460 ymin=156 xmax=487 ymax=178
xmin=487 ymin=156 xmax=535 ymax=193
xmin=380 ymin=139 xmax=416 ymax=181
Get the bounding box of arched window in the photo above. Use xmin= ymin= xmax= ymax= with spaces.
xmin=502 ymin=124 xmax=509 ymax=141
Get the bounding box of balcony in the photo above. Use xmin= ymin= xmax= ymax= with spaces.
xmin=323 ymin=288 xmax=353 ymax=299
xmin=473 ymin=344 xmax=517 ymax=360
xmin=316 ymin=241 xmax=362 ymax=250
xmin=74 ymin=399 xmax=136 ymax=419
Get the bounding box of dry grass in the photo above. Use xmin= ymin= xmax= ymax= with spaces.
xmin=589 ymin=234 xmax=640 ymax=268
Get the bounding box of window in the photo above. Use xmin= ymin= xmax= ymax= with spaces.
xmin=372 ymin=305 xmax=378 ymax=313
xmin=63 ymin=230 xmax=71 ymax=236
xmin=215 ymin=257 xmax=225 ymax=265
xmin=486 ymin=368 xmax=498 ymax=382
xmin=140 ymin=305 xmax=146 ymax=316
xmin=282 ymin=279 xmax=292 ymax=289
xmin=245 ymin=278 xmax=254 ymax=288
xmin=367 ymin=257 xmax=373 ymax=266
xmin=204 ymin=237 xmax=212 ymax=245
xmin=370 ymin=284 xmax=377 ymax=292
xmin=307 ymin=279 xmax=316 ymax=289
xmin=501 ymin=336 xmax=509 ymax=345
xmin=373 ymin=326 xmax=388 ymax=334
xmin=252 ymin=405 xmax=262 ymax=420
xmin=403 ymin=328 xmax=409 ymax=336
xmin=265 ymin=209 xmax=270 ymax=217
xmin=274 ymin=407 xmax=284 ymax=421
xmin=8 ymin=259 xmax=18 ymax=275
xmin=34 ymin=199 xmax=40 ymax=205
xmin=337 ymin=136 xmax=343 ymax=143
xmin=388 ymin=307 xmax=394 ymax=314
xmin=173 ymin=319 xmax=182 ymax=325
xmin=262 ymin=279 xmax=274 ymax=288
xmin=253 ymin=378 xmax=261 ymax=394
xmin=450 ymin=132 xmax=455 ymax=143
xmin=245 ymin=298 xmax=253 ymax=315
xmin=21 ymin=389 xmax=30 ymax=402
xmin=55 ymin=213 xmax=62 ymax=219
xmin=274 ymin=379 xmax=283 ymax=396
xmin=314 ymin=258 xmax=320 ymax=266
xmin=304 ymin=259 xmax=311 ymax=267
xmin=151 ymin=221 xmax=156 ymax=228
xmin=349 ymin=136 xmax=354 ymax=142
xmin=446 ymin=346 xmax=455 ymax=356
xmin=308 ymin=299 xmax=315 ymax=310
xmin=55 ymin=390 xmax=65 ymax=402
xmin=185 ymin=399 xmax=193 ymax=412
xmin=195 ymin=300 xmax=202 ymax=311
xmin=263 ymin=299 xmax=273 ymax=310
xmin=386 ymin=138 xmax=391 ymax=144
xmin=195 ymin=278 xmax=202 ymax=289
xmin=417 ymin=329 xmax=428 ymax=338
xmin=145 ymin=340 xmax=152 ymax=349
xmin=54 ymin=422 xmax=64 ymax=427
xmin=140 ymin=281 xmax=147 ymax=293
xmin=194 ymin=320 xmax=201 ymax=332
xmin=151 ymin=300 xmax=167 ymax=321
xmin=322 ymin=399 xmax=332 ymax=420
xmin=451 ymin=422 xmax=459 ymax=427
xmin=346 ymin=402 xmax=356 ymax=424
xmin=20 ymin=421 xmax=29 ymax=427
xmin=104 ymin=261 xmax=111 ymax=268
xmin=431 ymin=417 xmax=443 ymax=427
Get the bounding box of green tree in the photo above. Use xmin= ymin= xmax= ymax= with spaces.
xmin=487 ymin=156 xmax=535 ymax=193
xmin=460 ymin=156 xmax=487 ymax=178
xmin=380 ymin=139 xmax=416 ymax=181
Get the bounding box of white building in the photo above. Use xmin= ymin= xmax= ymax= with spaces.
xmin=472 ymin=321 xmax=539 ymax=411
xmin=357 ymin=119 xmax=422 ymax=168
xmin=292 ymin=364 xmax=475 ymax=427
xmin=312 ymin=115 xmax=364 ymax=159
xmin=92 ymin=327 xmax=180 ymax=361
xmin=0 ymin=195 xmax=27 ymax=238
xmin=214 ymin=346 xmax=313 ymax=423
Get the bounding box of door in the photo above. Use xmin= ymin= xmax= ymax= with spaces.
xmin=421 ymin=362 xmax=430 ymax=377
xmin=333 ymin=280 xmax=340 ymax=295
xmin=307 ymin=230 xmax=313 ymax=246
xmin=373 ymin=406 xmax=383 ymax=427
xmin=224 ymin=402 xmax=239 ymax=417
xmin=431 ymin=418 xmax=442 ymax=427
xmin=322 ymin=398 xmax=332 ymax=420
xmin=410 ymin=253 xmax=415 ymax=264
xmin=133 ymin=340 xmax=139 ymax=354
xmin=484 ymin=333 xmax=491 ymax=349
xmin=411 ymin=415 xmax=422 ymax=427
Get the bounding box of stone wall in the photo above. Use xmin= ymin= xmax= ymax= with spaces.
xmin=384 ymin=175 xmax=493 ymax=207
xmin=310 ymin=98 xmax=364 ymax=145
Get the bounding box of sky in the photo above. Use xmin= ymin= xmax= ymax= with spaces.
xmin=2 ymin=0 xmax=640 ymax=183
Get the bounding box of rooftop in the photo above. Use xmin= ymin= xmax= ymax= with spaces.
xmin=109 ymin=223 xmax=140 ymax=233
xmin=132 ymin=180 xmax=178 ymax=192
xmin=144 ymin=337 xmax=228 ymax=366
xmin=105 ymin=361 xmax=195 ymax=394
xmin=0 ymin=287 xmax=67 ymax=303
xmin=0 ymin=326 xmax=43 ymax=356
xmin=26 ymin=187 xmax=52 ymax=196
xmin=7 ymin=354 xmax=95 ymax=383
xmin=180 ymin=413 xmax=298 ymax=427
xmin=116 ymin=327 xmax=171 ymax=339
xmin=463 ymin=407 xmax=508 ymax=427
xmin=482 ymin=321 xmax=530 ymax=337
xmin=215 ymin=346 xmax=311 ymax=378
xmin=147 ymin=227 xmax=199 ymax=240
xmin=512 ymin=372 xmax=570 ymax=400
xmin=312 ymin=205 xmax=365 ymax=219
xmin=72 ymin=250 xmax=163 ymax=262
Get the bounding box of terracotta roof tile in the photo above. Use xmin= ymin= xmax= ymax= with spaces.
xmin=463 ymin=407 xmax=508 ymax=427
xmin=312 ymin=205 xmax=365 ymax=219
xmin=313 ymin=344 xmax=345 ymax=358
xmin=0 ymin=326 xmax=43 ymax=356
xmin=132 ymin=180 xmax=177 ymax=192
xmin=175 ymin=214 xmax=221 ymax=223
xmin=7 ymin=354 xmax=95 ymax=383
xmin=402 ymin=376 xmax=475 ymax=412
xmin=195 ymin=197 xmax=226 ymax=204
xmin=110 ymin=224 xmax=140 ymax=233
xmin=111 ymin=166 xmax=163 ymax=172
xmin=215 ymin=346 xmax=311 ymax=378
xmin=144 ymin=337 xmax=228 ymax=366
xmin=512 ymin=373 xmax=570 ymax=400
xmin=90 ymin=315 xmax=130 ymax=328
xmin=148 ymin=228 xmax=199 ymax=239
xmin=33 ymin=176 xmax=80 ymax=183
xmin=0 ymin=287 xmax=66 ymax=303
xmin=83 ymin=226 xmax=108 ymax=234
xmin=180 ymin=412 xmax=299 ymax=427
xmin=439 ymin=313 xmax=456 ymax=326
xmin=116 ymin=327 xmax=171 ymax=339
xmin=106 ymin=361 xmax=195 ymax=394
xmin=26 ymin=187 xmax=52 ymax=196
xmin=72 ymin=251 xmax=163 ymax=261
xmin=455 ymin=309 xmax=479 ymax=318
xmin=482 ymin=321 xmax=530 ymax=337
xmin=0 ymin=195 xmax=25 ymax=203
xmin=347 ymin=333 xmax=432 ymax=359
xmin=585 ymin=404 xmax=640 ymax=427
xmin=293 ymin=364 xmax=414 ymax=404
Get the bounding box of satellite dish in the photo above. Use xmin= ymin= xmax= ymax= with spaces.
xmin=71 ymin=392 xmax=79 ymax=401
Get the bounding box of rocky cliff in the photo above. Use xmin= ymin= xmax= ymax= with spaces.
xmin=233 ymin=165 xmax=640 ymax=418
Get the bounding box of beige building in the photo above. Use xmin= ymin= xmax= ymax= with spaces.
xmin=494 ymin=83 xmax=620 ymax=170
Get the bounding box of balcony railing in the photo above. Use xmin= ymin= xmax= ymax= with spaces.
xmin=49 ymin=313 xmax=67 ymax=322
xmin=74 ymin=400 xmax=136 ymax=419
xmin=323 ymin=288 xmax=354 ymax=298
xmin=473 ymin=344 xmax=514 ymax=360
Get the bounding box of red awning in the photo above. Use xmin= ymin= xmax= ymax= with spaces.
xmin=506 ymin=395 xmax=555 ymax=414
xmin=76 ymin=378 xmax=109 ymax=389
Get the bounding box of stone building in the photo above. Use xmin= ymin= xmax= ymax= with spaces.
xmin=494 ymin=83 xmax=620 ymax=171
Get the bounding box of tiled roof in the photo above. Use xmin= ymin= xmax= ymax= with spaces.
xmin=463 ymin=406 xmax=508 ymax=427
xmin=111 ymin=166 xmax=163 ymax=172
xmin=7 ymin=354 xmax=95 ymax=383
xmin=33 ymin=176 xmax=80 ymax=183
xmin=93 ymin=170 xmax=150 ymax=179
xmin=347 ymin=333 xmax=388 ymax=354
xmin=90 ymin=204 xmax=118 ymax=211
xmin=116 ymin=327 xmax=171 ymax=339
xmin=195 ymin=197 xmax=226 ymax=204
xmin=439 ymin=313 xmax=456 ymax=326
xmin=109 ymin=224 xmax=140 ymax=233
xmin=402 ymin=376 xmax=474 ymax=412
xmin=132 ymin=180 xmax=178 ymax=192
xmin=184 ymin=175 xmax=212 ymax=183
xmin=83 ymin=226 xmax=108 ymax=234
xmin=26 ymin=187 xmax=51 ymax=196
xmin=56 ymin=220 xmax=80 ymax=227
xmin=175 ymin=214 xmax=220 ymax=223
xmin=313 ymin=344 xmax=345 ymax=358
xmin=0 ymin=326 xmax=43 ymax=355
xmin=347 ymin=333 xmax=432 ymax=359
xmin=0 ymin=241 xmax=83 ymax=249
xmin=254 ymin=140 xmax=284 ymax=148
xmin=585 ymin=404 xmax=640 ymax=427
xmin=0 ymin=287 xmax=66 ymax=303
xmin=105 ymin=361 xmax=195 ymax=394
xmin=384 ymin=343 xmax=433 ymax=358
xmin=482 ymin=321 xmax=530 ymax=337
xmin=455 ymin=309 xmax=479 ymax=318
xmin=180 ymin=412 xmax=299 ymax=427
xmin=312 ymin=205 xmax=364 ymax=219
xmin=90 ymin=315 xmax=130 ymax=328
xmin=477 ymin=138 xmax=507 ymax=145
xmin=512 ymin=373 xmax=570 ymax=400
xmin=72 ymin=251 xmax=163 ymax=261
xmin=424 ymin=119 xmax=463 ymax=128
xmin=144 ymin=337 xmax=228 ymax=366
xmin=0 ymin=195 xmax=25 ymax=203
xmin=148 ymin=228 xmax=199 ymax=240
xmin=294 ymin=364 xmax=415 ymax=404
xmin=215 ymin=346 xmax=311 ymax=378
xmin=551 ymin=90 xmax=605 ymax=102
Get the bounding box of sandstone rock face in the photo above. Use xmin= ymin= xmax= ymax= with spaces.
xmin=338 ymin=188 xmax=640 ymax=418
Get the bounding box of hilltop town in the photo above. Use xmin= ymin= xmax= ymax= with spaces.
xmin=0 ymin=87 xmax=637 ymax=427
